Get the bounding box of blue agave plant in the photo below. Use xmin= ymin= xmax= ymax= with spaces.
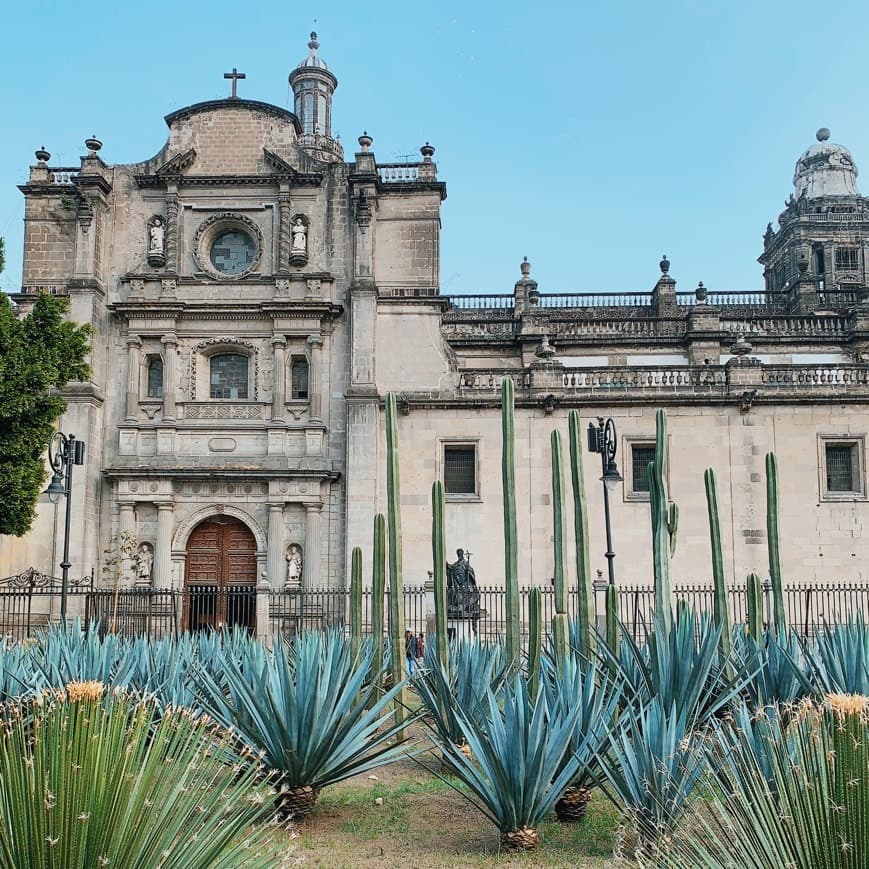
xmin=416 ymin=636 xmax=511 ymax=747
xmin=431 ymin=674 xmax=584 ymax=852
xmin=194 ymin=628 xmax=414 ymax=819
xmin=806 ymin=615 xmax=869 ymax=695
xmin=598 ymin=695 xmax=707 ymax=852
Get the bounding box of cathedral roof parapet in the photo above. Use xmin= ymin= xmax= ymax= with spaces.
xmin=164 ymin=99 xmax=301 ymax=132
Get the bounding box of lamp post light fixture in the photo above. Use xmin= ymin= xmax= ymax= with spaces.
xmin=45 ymin=431 xmax=85 ymax=626
xmin=587 ymin=417 xmax=623 ymax=586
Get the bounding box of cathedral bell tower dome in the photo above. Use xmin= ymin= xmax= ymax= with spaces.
xmin=289 ymin=32 xmax=342 ymax=163
xmin=793 ymin=128 xmax=859 ymax=198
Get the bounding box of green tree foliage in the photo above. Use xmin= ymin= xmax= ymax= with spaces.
xmin=0 ymin=290 xmax=90 ymax=536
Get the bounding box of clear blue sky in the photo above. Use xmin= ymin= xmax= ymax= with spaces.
xmin=2 ymin=0 xmax=869 ymax=295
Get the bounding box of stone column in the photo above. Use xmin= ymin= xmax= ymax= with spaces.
xmin=125 ymin=336 xmax=141 ymax=422
xmin=165 ymin=189 xmax=180 ymax=273
xmin=118 ymin=501 xmax=136 ymax=586
xmin=267 ymin=504 xmax=286 ymax=589
xmin=271 ymin=336 xmax=287 ymax=422
xmin=303 ymin=503 xmax=323 ymax=588
xmin=278 ymin=193 xmax=291 ymax=273
xmin=161 ymin=332 xmax=178 ymax=421
xmin=308 ymin=334 xmax=324 ymax=421
xmin=155 ymin=503 xmax=174 ymax=589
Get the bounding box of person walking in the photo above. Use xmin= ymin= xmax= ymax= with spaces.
xmin=404 ymin=630 xmax=418 ymax=676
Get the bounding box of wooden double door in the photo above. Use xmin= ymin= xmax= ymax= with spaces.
xmin=185 ymin=517 xmax=256 ymax=633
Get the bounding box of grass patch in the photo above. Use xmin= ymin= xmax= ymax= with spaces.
xmin=293 ymin=764 xmax=622 ymax=867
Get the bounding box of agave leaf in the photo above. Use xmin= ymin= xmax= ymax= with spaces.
xmin=731 ymin=627 xmax=814 ymax=708
xmin=595 ymin=609 xmax=755 ymax=726
xmin=805 ymin=615 xmax=869 ymax=696
xmin=416 ymin=637 xmax=510 ymax=746
xmin=195 ymin=629 xmax=416 ymax=790
xmin=541 ymin=654 xmax=622 ymax=789
xmin=646 ymin=696 xmax=869 ymax=868
xmin=432 ymin=675 xmax=584 ymax=833
xmin=597 ymin=696 xmax=706 ymax=846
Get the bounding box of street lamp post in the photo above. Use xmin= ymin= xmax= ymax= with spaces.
xmin=587 ymin=417 xmax=623 ymax=586
xmin=45 ymin=432 xmax=86 ymax=626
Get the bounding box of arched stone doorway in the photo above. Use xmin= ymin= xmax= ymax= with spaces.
xmin=184 ymin=516 xmax=257 ymax=633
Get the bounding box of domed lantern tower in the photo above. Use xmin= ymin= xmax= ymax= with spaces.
xmin=289 ymin=32 xmax=343 ymax=163
xmin=759 ymin=128 xmax=869 ymax=308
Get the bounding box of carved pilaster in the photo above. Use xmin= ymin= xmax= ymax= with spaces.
xmin=125 ymin=335 xmax=142 ymax=422
xmin=308 ymin=333 xmax=324 ymax=421
xmin=165 ymin=189 xmax=180 ymax=273
xmin=271 ymin=335 xmax=287 ymax=421
xmin=161 ymin=332 xmax=178 ymax=421
xmin=303 ymin=503 xmax=323 ymax=587
xmin=278 ymin=194 xmax=291 ymax=273
xmin=155 ymin=504 xmax=174 ymax=590
xmin=267 ymin=504 xmax=286 ymax=588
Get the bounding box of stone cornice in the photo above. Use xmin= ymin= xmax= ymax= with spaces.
xmin=110 ymin=300 xmax=343 ymax=321
xmin=375 ymin=179 xmax=447 ymax=201
xmin=133 ymin=173 xmax=323 ymax=189
xmin=103 ymin=463 xmax=339 ymax=480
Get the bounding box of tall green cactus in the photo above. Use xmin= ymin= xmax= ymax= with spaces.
xmin=568 ymin=410 xmax=595 ymax=657
xmin=551 ymin=429 xmax=569 ymax=669
xmin=649 ymin=409 xmax=678 ymax=632
xmin=704 ymin=468 xmax=731 ymax=658
xmin=501 ymin=377 xmax=520 ymax=663
xmin=350 ymin=546 xmax=362 ymax=661
xmin=431 ymin=480 xmax=449 ymax=674
xmin=528 ymin=586 xmax=542 ymax=701
xmin=371 ymin=513 xmax=387 ymax=690
xmin=605 ymin=582 xmax=619 ymax=660
xmin=385 ymin=393 xmax=408 ymax=740
xmin=746 ymin=572 xmax=763 ymax=643
xmin=765 ymin=452 xmax=787 ymax=634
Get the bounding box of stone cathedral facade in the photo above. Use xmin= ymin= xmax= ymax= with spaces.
xmin=3 ymin=38 xmax=869 ymax=634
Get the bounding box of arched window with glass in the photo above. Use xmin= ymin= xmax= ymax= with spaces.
xmin=210 ymin=353 xmax=249 ymax=399
xmin=146 ymin=356 xmax=164 ymax=399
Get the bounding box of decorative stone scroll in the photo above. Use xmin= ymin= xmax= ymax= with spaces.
xmin=184 ymin=403 xmax=263 ymax=419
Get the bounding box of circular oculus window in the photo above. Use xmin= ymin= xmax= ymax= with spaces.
xmin=192 ymin=213 xmax=264 ymax=280
xmin=210 ymin=230 xmax=256 ymax=275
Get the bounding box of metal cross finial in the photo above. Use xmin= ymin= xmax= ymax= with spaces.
xmin=224 ymin=67 xmax=246 ymax=99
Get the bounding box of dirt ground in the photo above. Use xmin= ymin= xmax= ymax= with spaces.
xmin=280 ymin=752 xmax=622 ymax=869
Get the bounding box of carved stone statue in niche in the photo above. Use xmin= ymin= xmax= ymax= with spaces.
xmin=147 ymin=216 xmax=166 ymax=267
xmin=286 ymin=543 xmax=303 ymax=588
xmin=135 ymin=542 xmax=154 ymax=587
xmin=290 ymin=216 xmax=308 ymax=266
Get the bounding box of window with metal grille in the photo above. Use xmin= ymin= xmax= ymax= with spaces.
xmin=444 ymin=445 xmax=477 ymax=495
xmin=825 ymin=443 xmax=858 ymax=492
xmin=291 ymin=357 xmax=309 ymax=400
xmin=631 ymin=445 xmax=656 ymax=493
xmin=210 ymin=353 xmax=248 ymax=399
xmin=835 ymin=247 xmax=859 ymax=271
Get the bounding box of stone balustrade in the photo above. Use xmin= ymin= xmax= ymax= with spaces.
xmin=376 ymin=162 xmax=441 ymax=183
xmin=537 ymin=292 xmax=653 ymax=308
xmin=49 ymin=168 xmax=78 ymax=185
xmin=455 ymin=363 xmax=869 ymax=400
xmin=719 ymin=315 xmax=849 ymax=336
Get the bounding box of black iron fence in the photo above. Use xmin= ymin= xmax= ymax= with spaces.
xmin=1 ymin=569 xmax=868 ymax=644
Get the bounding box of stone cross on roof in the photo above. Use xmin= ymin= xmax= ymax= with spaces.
xmin=223 ymin=68 xmax=246 ymax=99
